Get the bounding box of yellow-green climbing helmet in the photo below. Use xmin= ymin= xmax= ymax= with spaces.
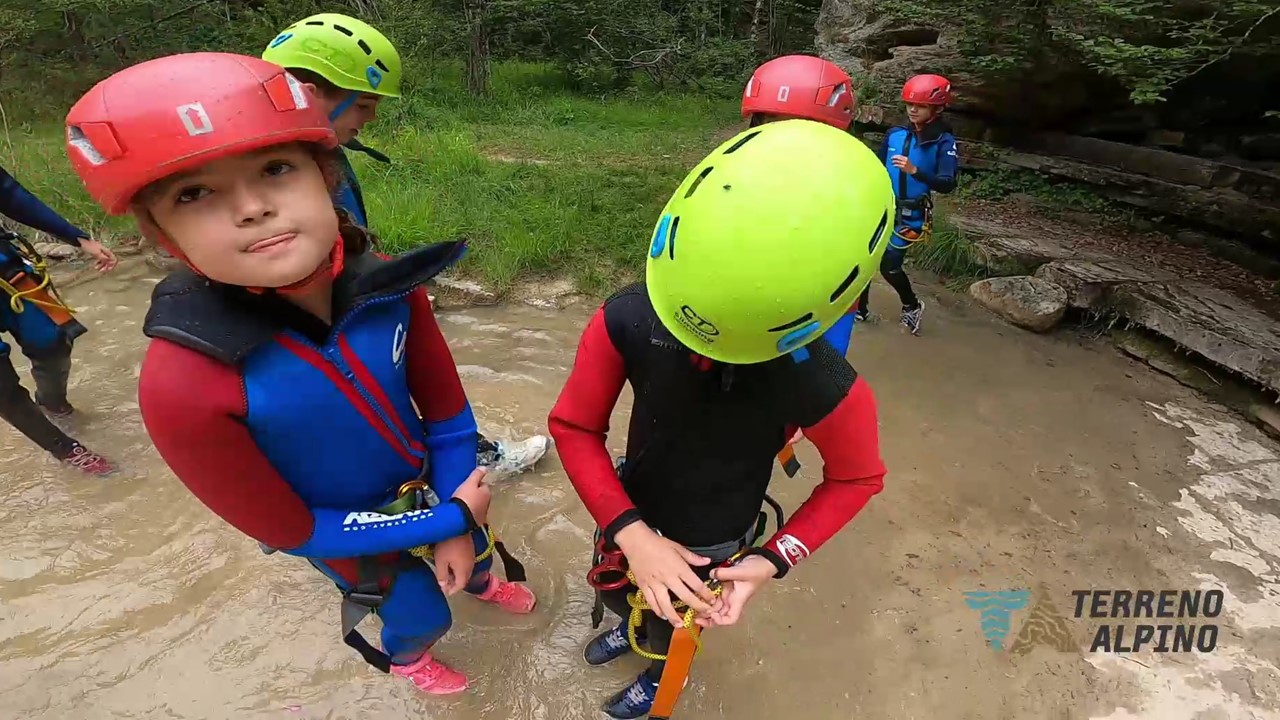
xmin=646 ymin=119 xmax=894 ymax=364
xmin=263 ymin=13 xmax=402 ymax=98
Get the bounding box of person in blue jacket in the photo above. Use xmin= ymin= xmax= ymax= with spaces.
xmin=0 ymin=164 xmax=117 ymax=475
xmin=66 ymin=52 xmax=536 ymax=695
xmin=855 ymin=73 xmax=959 ymax=336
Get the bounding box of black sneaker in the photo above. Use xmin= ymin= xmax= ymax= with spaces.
xmin=601 ymin=672 xmax=659 ymax=719
xmin=584 ymin=620 xmax=639 ymax=666
xmin=901 ymin=301 xmax=925 ymax=335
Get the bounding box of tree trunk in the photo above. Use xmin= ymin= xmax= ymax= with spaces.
xmin=464 ymin=0 xmax=491 ymax=96
xmin=750 ymin=0 xmax=766 ymax=49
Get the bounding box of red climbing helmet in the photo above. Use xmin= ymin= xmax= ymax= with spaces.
xmin=66 ymin=52 xmax=336 ymax=215
xmin=901 ymin=74 xmax=952 ymax=106
xmin=741 ymin=54 xmax=856 ymax=130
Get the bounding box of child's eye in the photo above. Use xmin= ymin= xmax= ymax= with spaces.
xmin=175 ymin=186 xmax=210 ymax=204
xmin=264 ymin=160 xmax=295 ymax=177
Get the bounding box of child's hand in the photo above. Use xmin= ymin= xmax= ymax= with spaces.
xmin=891 ymin=155 xmax=918 ymax=175
xmin=696 ymin=555 xmax=777 ymax=628
xmin=615 ymin=522 xmax=717 ymax=626
xmin=451 ymin=467 xmax=491 ymax=526
xmin=78 ymin=238 xmax=118 ymax=272
xmin=432 ymin=534 xmax=476 ymax=595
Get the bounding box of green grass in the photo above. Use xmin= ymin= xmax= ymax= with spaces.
xmin=909 ymin=211 xmax=994 ymax=289
xmin=0 ymin=61 xmax=738 ymax=295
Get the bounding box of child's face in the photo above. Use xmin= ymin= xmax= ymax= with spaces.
xmin=142 ymin=144 xmax=340 ymax=288
xmin=308 ymin=87 xmax=382 ymax=144
xmin=905 ymin=103 xmax=940 ymax=125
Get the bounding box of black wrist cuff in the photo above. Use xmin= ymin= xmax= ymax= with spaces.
xmin=741 ymin=546 xmax=790 ymax=579
xmin=602 ymin=510 xmax=644 ymax=548
xmin=449 ymin=497 xmax=480 ymax=532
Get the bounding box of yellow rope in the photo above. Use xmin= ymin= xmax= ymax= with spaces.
xmin=0 ymin=254 xmax=75 ymax=315
xmin=408 ymin=525 xmax=497 ymax=563
xmin=394 ymin=479 xmax=497 ymax=563
xmin=621 ymin=568 xmax=728 ymax=661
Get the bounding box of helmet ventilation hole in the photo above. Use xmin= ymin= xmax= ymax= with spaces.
xmin=723 ymin=131 xmax=761 ymax=154
xmin=333 ymin=24 xmax=354 ymax=36
xmin=304 ymin=20 xmax=323 ymax=26
xmin=684 ymin=166 xmax=714 ymax=199
xmin=376 ymin=59 xmax=390 ymax=73
xmin=868 ymin=210 xmax=888 ymax=254
xmin=768 ymin=313 xmax=814 ymax=333
xmin=358 ymin=39 xmax=372 ymax=55
xmin=667 ymin=216 xmax=679 ymax=259
xmin=829 ymin=266 xmax=861 ymax=303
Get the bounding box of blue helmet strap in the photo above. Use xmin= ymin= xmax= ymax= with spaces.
xmin=329 ymin=91 xmax=359 ymax=122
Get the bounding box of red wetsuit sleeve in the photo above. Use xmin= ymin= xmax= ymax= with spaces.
xmin=138 ymin=338 xmax=319 ymax=550
xmin=405 ymin=288 xmax=467 ymax=423
xmin=760 ymin=377 xmax=886 ymax=575
xmin=404 ymin=288 xmax=477 ymax=501
xmin=547 ymin=307 xmax=636 ymax=529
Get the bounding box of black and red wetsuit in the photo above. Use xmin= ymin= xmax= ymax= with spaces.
xmin=548 ymin=283 xmax=886 ymax=579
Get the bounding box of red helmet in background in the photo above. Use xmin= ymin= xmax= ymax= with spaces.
xmin=66 ymin=52 xmax=336 ymax=215
xmin=741 ymin=54 xmax=856 ymax=130
xmin=901 ymin=74 xmax=952 ymax=106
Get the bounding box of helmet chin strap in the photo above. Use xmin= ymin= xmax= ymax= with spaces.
xmin=329 ymin=92 xmax=358 ymax=122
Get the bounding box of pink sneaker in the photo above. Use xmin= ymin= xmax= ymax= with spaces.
xmin=475 ymin=574 xmax=537 ymax=614
xmin=62 ymin=443 xmax=116 ymax=477
xmin=390 ymin=653 xmax=469 ymax=695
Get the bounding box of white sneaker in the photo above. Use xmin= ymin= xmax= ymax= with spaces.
xmin=486 ymin=435 xmax=551 ymax=479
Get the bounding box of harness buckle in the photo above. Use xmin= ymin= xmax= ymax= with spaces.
xmin=344 ymin=590 xmax=385 ymax=610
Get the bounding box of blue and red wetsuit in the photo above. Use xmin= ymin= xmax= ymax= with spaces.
xmin=138 ymin=239 xmax=488 ymax=664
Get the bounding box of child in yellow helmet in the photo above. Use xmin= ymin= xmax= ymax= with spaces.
xmin=263 ymin=14 xmax=552 ymax=479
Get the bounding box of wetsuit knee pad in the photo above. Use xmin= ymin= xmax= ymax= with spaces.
xmin=378 ymin=566 xmax=454 ymax=662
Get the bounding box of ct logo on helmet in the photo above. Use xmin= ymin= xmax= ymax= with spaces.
xmin=676 ymin=305 xmax=719 ymax=343
xmin=298 ymin=37 xmax=358 ymax=74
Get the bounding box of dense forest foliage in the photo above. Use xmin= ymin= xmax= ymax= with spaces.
xmin=1 ymin=0 xmax=1274 ymax=126
xmin=0 ymin=0 xmax=824 ymax=119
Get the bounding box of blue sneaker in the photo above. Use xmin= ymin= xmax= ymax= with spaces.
xmin=584 ymin=620 xmax=640 ymax=666
xmin=601 ymin=672 xmax=658 ymax=719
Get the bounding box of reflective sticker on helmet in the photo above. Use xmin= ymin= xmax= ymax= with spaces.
xmin=269 ymin=32 xmax=293 ymax=48
xmin=285 ymin=72 xmax=310 ymax=109
xmin=176 ymin=103 xmax=213 ymax=137
xmin=776 ymin=320 xmax=819 ymax=354
xmin=67 ymin=127 xmax=106 ymax=166
xmin=366 ymin=65 xmax=383 ymax=90
xmin=776 ymin=85 xmax=790 ymax=102
xmin=649 ymin=214 xmax=672 ymax=258
xmin=826 ymin=83 xmax=849 ymax=108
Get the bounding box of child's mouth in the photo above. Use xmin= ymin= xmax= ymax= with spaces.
xmin=247 ymin=233 xmax=297 ymax=253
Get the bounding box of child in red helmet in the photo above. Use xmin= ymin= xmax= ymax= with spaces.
xmin=857 ymin=73 xmax=958 ymax=335
xmin=741 ymin=54 xmax=861 ymax=357
xmin=64 ymin=52 xmax=535 ymax=696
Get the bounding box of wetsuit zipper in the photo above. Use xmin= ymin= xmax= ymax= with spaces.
xmin=296 ymin=290 xmax=421 ymax=466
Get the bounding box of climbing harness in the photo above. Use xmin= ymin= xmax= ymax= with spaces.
xmin=0 ymin=230 xmax=77 ymax=319
xmin=585 ymin=455 xmax=788 ymax=718
xmin=894 ymin=196 xmax=933 ymax=244
xmin=263 ymin=473 xmax=526 ymax=673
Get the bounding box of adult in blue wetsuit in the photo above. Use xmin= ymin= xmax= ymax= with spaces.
xmin=262 ymin=14 xmax=552 ymax=477
xmin=0 ymin=164 xmax=116 ymax=475
xmin=855 ymin=73 xmax=958 ymax=336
